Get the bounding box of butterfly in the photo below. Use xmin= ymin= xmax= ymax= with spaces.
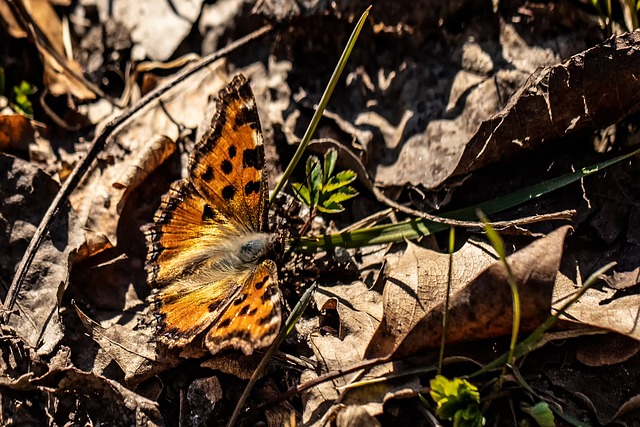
xmin=144 ymin=74 xmax=282 ymax=356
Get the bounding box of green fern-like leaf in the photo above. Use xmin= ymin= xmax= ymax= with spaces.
xmin=292 ymin=148 xmax=358 ymax=215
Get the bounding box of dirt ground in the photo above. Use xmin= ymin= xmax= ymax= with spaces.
xmin=1 ymin=0 xmax=640 ymax=426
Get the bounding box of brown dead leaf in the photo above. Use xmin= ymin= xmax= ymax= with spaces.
xmin=366 ymin=226 xmax=570 ymax=359
xmin=91 ymin=0 xmax=204 ymax=61
xmin=0 ymin=344 xmax=163 ymax=425
xmin=451 ymin=30 xmax=640 ymax=185
xmin=302 ymin=281 xmax=422 ymax=425
xmin=0 ymin=114 xmax=35 ymax=152
xmin=375 ymin=29 xmax=640 ymax=189
xmin=336 ymin=405 xmax=382 ymax=427
xmin=553 ymin=271 xmax=640 ymax=341
xmin=576 ymin=334 xmax=640 ymax=367
xmin=74 ymin=304 xmax=161 ymax=383
xmin=0 ymin=0 xmax=27 ymax=38
xmin=10 ymin=0 xmax=97 ymax=99
xmin=0 ymin=154 xmax=84 ymax=355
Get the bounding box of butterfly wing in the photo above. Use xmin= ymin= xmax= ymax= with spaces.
xmin=205 ymin=260 xmax=281 ymax=356
xmin=189 ymin=74 xmax=268 ymax=233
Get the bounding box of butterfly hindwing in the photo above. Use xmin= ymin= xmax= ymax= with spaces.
xmin=150 ymin=275 xmax=240 ymax=347
xmin=205 ymin=260 xmax=281 ymax=356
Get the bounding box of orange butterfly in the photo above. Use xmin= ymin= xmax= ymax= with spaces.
xmin=144 ymin=75 xmax=282 ymax=356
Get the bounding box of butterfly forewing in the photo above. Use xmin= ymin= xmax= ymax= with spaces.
xmin=145 ymin=181 xmax=237 ymax=285
xmin=190 ymin=75 xmax=268 ymax=233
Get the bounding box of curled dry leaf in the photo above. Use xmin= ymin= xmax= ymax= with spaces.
xmin=0 ymin=344 xmax=163 ymax=425
xmin=112 ymin=134 xmax=176 ymax=214
xmin=6 ymin=0 xmax=96 ymax=99
xmin=366 ymin=226 xmax=571 ymax=359
xmin=452 ymin=30 xmax=640 ymax=181
xmin=553 ymin=271 xmax=640 ymax=342
xmin=377 ymin=29 xmax=640 ymax=189
xmin=0 ymin=154 xmax=84 ymax=355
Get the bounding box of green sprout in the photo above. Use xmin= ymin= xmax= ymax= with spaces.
xmin=292 ymin=148 xmax=358 ymax=233
xmin=12 ymin=80 xmax=36 ymax=117
xmin=430 ymin=375 xmax=485 ymax=427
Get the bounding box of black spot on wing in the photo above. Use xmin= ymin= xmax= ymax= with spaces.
xmin=202 ymin=205 xmax=215 ymax=221
xmin=237 ymin=79 xmax=254 ymax=103
xmin=228 ymin=145 xmax=237 ymax=158
xmin=257 ymin=315 xmax=274 ymax=326
xmin=221 ymin=159 xmax=233 ymax=175
xmin=233 ymin=293 xmax=247 ymax=306
xmin=218 ymin=318 xmax=231 ymax=328
xmin=244 ymin=180 xmax=260 ymax=196
xmin=239 ymin=305 xmax=250 ymax=316
xmin=242 ymin=146 xmax=264 ymax=170
xmin=201 ymin=166 xmax=214 ymax=181
xmin=254 ymin=276 xmax=267 ymax=290
xmin=233 ymin=106 xmax=260 ymax=131
xmin=222 ymin=185 xmax=236 ymax=201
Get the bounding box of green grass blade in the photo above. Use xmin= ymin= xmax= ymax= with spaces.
xmin=295 ymin=148 xmax=640 ymax=252
xmin=269 ymin=6 xmax=371 ymax=204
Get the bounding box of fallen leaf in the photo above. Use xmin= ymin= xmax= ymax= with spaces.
xmin=16 ymin=0 xmax=97 ymax=99
xmin=553 ymin=272 xmax=640 ymax=341
xmin=0 ymin=344 xmax=163 ymax=425
xmin=89 ymin=0 xmax=204 ymax=61
xmin=0 ymin=154 xmax=84 ymax=355
xmin=0 ymin=114 xmax=35 ymax=152
xmin=576 ymin=334 xmax=640 ymax=367
xmin=74 ymin=304 xmax=162 ymax=383
xmin=302 ymin=281 xmax=422 ymax=424
xmin=374 ymin=29 xmax=640 ymax=189
xmin=366 ymin=226 xmax=570 ymax=358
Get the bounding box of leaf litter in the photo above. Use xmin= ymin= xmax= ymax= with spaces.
xmin=1 ymin=1 xmax=640 ymax=426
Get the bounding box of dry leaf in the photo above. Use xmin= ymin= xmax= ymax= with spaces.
xmin=0 ymin=154 xmax=84 ymax=355
xmin=22 ymin=0 xmax=96 ymax=99
xmin=553 ymin=272 xmax=640 ymax=342
xmin=366 ymin=226 xmax=570 ymax=358
xmin=74 ymin=304 xmax=161 ymax=383
xmin=0 ymin=114 xmax=35 ymax=152
xmin=302 ymin=281 xmax=421 ymax=425
xmin=90 ymin=0 xmax=204 ymax=61
xmin=0 ymin=344 xmax=163 ymax=425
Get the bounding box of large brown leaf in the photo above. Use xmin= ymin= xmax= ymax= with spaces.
xmin=366 ymin=226 xmax=570 ymax=358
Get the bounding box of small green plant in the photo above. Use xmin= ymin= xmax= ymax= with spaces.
xmin=429 ymin=375 xmax=485 ymax=427
xmin=292 ymin=148 xmax=358 ymax=233
xmin=0 ymin=68 xmax=36 ymax=117
xmin=12 ymin=80 xmax=36 ymax=117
